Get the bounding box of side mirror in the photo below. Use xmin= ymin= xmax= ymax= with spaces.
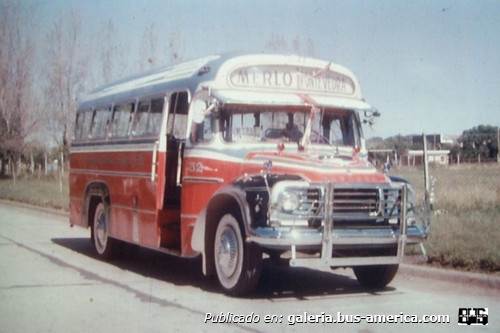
xmin=363 ymin=108 xmax=380 ymax=126
xmin=364 ymin=109 xmax=380 ymax=118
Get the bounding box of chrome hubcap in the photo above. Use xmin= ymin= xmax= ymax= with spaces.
xmin=95 ymin=210 xmax=107 ymax=249
xmin=217 ymin=226 xmax=238 ymax=278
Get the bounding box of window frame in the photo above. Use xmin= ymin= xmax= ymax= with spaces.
xmin=131 ymin=95 xmax=166 ymax=138
xmin=74 ymin=109 xmax=94 ymax=142
xmin=89 ymin=105 xmax=112 ymax=141
xmin=110 ymin=100 xmax=136 ymax=139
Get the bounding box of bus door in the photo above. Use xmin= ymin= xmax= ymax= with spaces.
xmin=159 ymin=90 xmax=189 ymax=249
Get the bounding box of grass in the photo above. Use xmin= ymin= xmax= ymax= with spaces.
xmin=0 ymin=175 xmax=69 ymax=211
xmin=1 ymin=165 xmax=499 ymax=273
xmin=391 ymin=163 xmax=500 ymax=211
xmin=407 ymin=207 xmax=500 ymax=273
xmin=395 ymin=164 xmax=500 ymax=273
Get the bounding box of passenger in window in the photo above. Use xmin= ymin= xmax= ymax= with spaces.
xmin=281 ymin=124 xmax=302 ymax=143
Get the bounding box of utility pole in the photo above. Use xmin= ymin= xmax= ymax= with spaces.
xmin=423 ymin=133 xmax=429 ymax=203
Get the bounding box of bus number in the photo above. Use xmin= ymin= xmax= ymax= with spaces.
xmin=188 ymin=161 xmax=204 ymax=173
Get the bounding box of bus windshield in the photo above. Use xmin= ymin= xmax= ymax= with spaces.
xmin=220 ymin=105 xmax=362 ymax=148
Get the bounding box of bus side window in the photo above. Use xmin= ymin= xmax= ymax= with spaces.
xmin=167 ymin=91 xmax=189 ymax=139
xmin=149 ymin=98 xmax=164 ymax=135
xmin=111 ymin=102 xmax=135 ymax=138
xmin=133 ymin=98 xmax=164 ymax=137
xmin=75 ymin=110 xmax=93 ymax=141
xmin=75 ymin=112 xmax=85 ymax=141
xmin=90 ymin=106 xmax=111 ymax=140
xmin=133 ymin=100 xmax=150 ymax=136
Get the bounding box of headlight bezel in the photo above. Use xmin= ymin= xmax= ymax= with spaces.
xmin=269 ymin=180 xmax=322 ymax=227
xmin=280 ymin=191 xmax=301 ymax=213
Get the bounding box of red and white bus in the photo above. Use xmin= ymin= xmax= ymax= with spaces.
xmin=70 ymin=53 xmax=429 ymax=295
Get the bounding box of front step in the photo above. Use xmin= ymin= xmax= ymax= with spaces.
xmin=160 ymin=221 xmax=181 ymax=250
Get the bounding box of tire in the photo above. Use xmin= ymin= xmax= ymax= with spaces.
xmin=214 ymin=213 xmax=262 ymax=295
xmin=353 ymin=264 xmax=399 ymax=289
xmin=93 ymin=202 xmax=118 ymax=260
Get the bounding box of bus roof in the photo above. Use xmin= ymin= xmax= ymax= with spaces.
xmin=78 ymin=53 xmax=371 ymax=111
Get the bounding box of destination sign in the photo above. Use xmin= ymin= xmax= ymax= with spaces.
xmin=228 ymin=65 xmax=355 ymax=95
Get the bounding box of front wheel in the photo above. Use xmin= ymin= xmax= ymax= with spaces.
xmin=353 ymin=264 xmax=399 ymax=289
xmin=93 ymin=202 xmax=119 ymax=260
xmin=214 ymin=214 xmax=262 ymax=295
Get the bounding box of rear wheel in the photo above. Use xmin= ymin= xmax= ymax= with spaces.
xmin=93 ymin=202 xmax=118 ymax=260
xmin=353 ymin=264 xmax=399 ymax=289
xmin=214 ymin=214 xmax=262 ymax=295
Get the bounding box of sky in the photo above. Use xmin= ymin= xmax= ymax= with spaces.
xmin=30 ymin=0 xmax=500 ymax=139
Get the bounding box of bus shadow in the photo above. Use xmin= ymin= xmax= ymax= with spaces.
xmin=253 ymin=262 xmax=398 ymax=300
xmin=51 ymin=237 xmax=215 ymax=291
xmin=52 ymin=237 xmax=397 ymax=300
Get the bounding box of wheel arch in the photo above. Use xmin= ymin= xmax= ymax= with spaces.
xmin=193 ymin=186 xmax=250 ymax=277
xmin=82 ymin=181 xmax=111 ymax=235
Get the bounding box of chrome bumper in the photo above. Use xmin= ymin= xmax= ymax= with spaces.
xmin=249 ymin=224 xmax=427 ymax=247
xmin=248 ymin=184 xmax=429 ymax=268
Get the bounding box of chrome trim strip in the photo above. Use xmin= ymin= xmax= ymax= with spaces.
xmin=71 ymin=142 xmax=156 ymax=153
xmin=182 ymin=176 xmax=224 ymax=184
xmin=69 ymin=168 xmax=151 ymax=179
xmin=112 ymin=203 xmax=156 ymax=215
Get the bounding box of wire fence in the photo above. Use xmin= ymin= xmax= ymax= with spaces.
xmin=378 ymin=159 xmax=500 ymax=213
xmin=4 ymin=146 xmax=500 ymax=212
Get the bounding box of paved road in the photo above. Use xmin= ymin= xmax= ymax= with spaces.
xmin=0 ymin=201 xmax=498 ymax=332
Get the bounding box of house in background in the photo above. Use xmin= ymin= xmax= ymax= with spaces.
xmin=401 ymin=149 xmax=450 ymax=166
xmin=412 ymin=134 xmax=455 ymax=150
xmin=368 ymin=134 xmax=454 ymax=167
xmin=401 ymin=134 xmax=453 ymax=166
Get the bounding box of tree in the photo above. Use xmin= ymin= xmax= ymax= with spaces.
xmin=139 ymin=23 xmax=159 ymax=71
xmin=0 ymin=1 xmax=40 ymax=177
xmin=167 ymin=29 xmax=184 ymax=64
xmin=45 ymin=10 xmax=88 ymax=158
xmin=365 ymin=137 xmax=386 ymax=150
xmin=265 ymin=34 xmax=289 ymax=53
xmin=384 ymin=134 xmax=412 ymax=154
xmin=459 ymin=125 xmax=499 ymax=162
xmin=100 ymin=20 xmax=122 ymax=84
xmin=292 ymin=35 xmax=316 ymax=56
xmin=265 ymin=34 xmax=315 ymax=56
xmin=138 ymin=25 xmax=185 ymax=71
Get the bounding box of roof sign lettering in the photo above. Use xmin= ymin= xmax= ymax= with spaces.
xmin=229 ymin=65 xmax=355 ymax=95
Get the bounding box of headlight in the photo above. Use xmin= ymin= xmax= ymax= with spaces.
xmin=280 ymin=192 xmax=300 ymax=213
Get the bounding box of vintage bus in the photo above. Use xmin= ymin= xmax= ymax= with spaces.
xmin=69 ymin=53 xmax=429 ymax=295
